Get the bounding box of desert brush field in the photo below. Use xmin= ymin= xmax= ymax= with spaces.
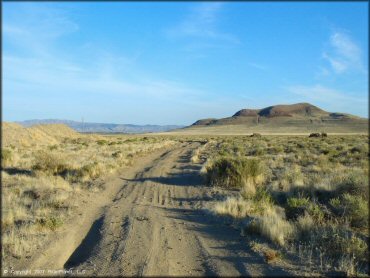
xmin=1 ymin=123 xmax=369 ymax=276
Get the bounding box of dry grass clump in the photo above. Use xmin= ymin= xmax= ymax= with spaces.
xmin=32 ymin=150 xmax=70 ymax=176
xmin=212 ymin=176 xmax=293 ymax=247
xmin=191 ymin=147 xmax=203 ymax=163
xmin=245 ymin=208 xmax=295 ymax=247
xmin=189 ymin=139 xmax=213 ymax=164
xmin=279 ymin=165 xmax=304 ymax=191
xmin=250 ymin=241 xmax=281 ymax=264
xmin=215 ymin=186 xmax=293 ymax=247
xmin=213 ymin=197 xmax=254 ymax=218
xmin=1 ymin=149 xmax=13 ymax=168
xmin=263 ymin=249 xmax=280 ymax=263
xmin=214 ymin=194 xmax=293 ymax=247
xmin=74 ymin=162 xmax=106 ymax=182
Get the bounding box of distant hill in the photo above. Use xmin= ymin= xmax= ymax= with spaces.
xmin=16 ymin=119 xmax=184 ymax=134
xmin=177 ymin=103 xmax=368 ymax=134
xmin=2 ymin=123 xmax=81 ymax=147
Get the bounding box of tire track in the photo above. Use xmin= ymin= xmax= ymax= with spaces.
xmin=22 ymin=141 xmax=300 ymax=276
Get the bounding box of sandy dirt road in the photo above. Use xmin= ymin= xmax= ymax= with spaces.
xmin=22 ymin=142 xmax=298 ymax=276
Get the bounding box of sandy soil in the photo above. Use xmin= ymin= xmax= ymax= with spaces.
xmin=8 ymin=142 xmax=303 ymax=276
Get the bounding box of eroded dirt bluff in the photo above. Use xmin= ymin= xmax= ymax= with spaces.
xmin=20 ymin=142 xmax=300 ymax=276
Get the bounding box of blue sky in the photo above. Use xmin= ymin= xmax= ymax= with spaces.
xmin=3 ymin=2 xmax=368 ymax=125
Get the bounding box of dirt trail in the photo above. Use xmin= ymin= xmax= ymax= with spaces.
xmin=24 ymin=142 xmax=297 ymax=276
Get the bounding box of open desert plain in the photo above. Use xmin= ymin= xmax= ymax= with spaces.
xmin=2 ymin=104 xmax=369 ymax=276
xmin=2 ymin=1 xmax=369 ymax=277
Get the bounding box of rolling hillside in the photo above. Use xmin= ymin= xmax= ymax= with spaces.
xmin=2 ymin=123 xmax=81 ymax=147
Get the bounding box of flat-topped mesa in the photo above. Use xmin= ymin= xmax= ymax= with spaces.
xmin=267 ymin=103 xmax=326 ymax=117
xmin=234 ymin=103 xmax=327 ymax=118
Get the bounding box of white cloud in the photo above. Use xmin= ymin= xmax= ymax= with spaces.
xmin=331 ymin=31 xmax=361 ymax=62
xmin=287 ymin=84 xmax=363 ymax=103
xmin=321 ymin=30 xmax=365 ymax=75
xmin=322 ymin=53 xmax=347 ymax=73
xmin=166 ymin=3 xmax=239 ymax=48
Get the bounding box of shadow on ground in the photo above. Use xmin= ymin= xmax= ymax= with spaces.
xmin=162 ymin=207 xmax=294 ymax=277
xmin=64 ymin=216 xmax=105 ymax=269
xmin=2 ymin=167 xmax=33 ymax=176
xmin=121 ymin=171 xmax=204 ymax=187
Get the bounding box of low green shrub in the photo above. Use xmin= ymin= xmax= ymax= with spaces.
xmin=249 ymin=147 xmax=265 ymax=156
xmin=286 ymin=197 xmax=324 ymax=222
xmin=48 ymin=145 xmax=58 ymax=151
xmin=112 ymin=151 xmax=122 ymax=158
xmin=287 ymin=197 xmax=310 ymax=208
xmin=37 ymin=216 xmax=63 ymax=231
xmin=286 ymin=197 xmax=310 ymax=220
xmin=253 ymin=187 xmax=274 ymax=205
xmin=331 ymin=194 xmax=368 ymax=229
xmin=96 ymin=140 xmax=108 ymax=146
xmin=206 ymin=156 xmax=264 ymax=189
xmin=335 ymin=170 xmax=368 ymax=197
xmin=306 ymin=203 xmax=325 ymax=223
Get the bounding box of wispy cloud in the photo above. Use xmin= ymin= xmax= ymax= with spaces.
xmin=4 ymin=51 xmax=204 ymax=102
xmin=322 ymin=52 xmax=347 ymax=74
xmin=4 ymin=4 xmax=208 ymax=101
xmin=321 ymin=30 xmax=365 ymax=75
xmin=330 ymin=31 xmax=361 ymax=61
xmin=166 ymin=3 xmax=239 ymax=49
xmin=4 ymin=4 xmax=78 ymax=56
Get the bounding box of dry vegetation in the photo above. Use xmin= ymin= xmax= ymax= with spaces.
xmin=1 ymin=123 xmax=368 ymax=276
xmin=2 ymin=123 xmax=80 ymax=147
xmin=194 ymin=134 xmax=369 ymax=276
xmin=1 ymin=124 xmax=177 ymax=262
